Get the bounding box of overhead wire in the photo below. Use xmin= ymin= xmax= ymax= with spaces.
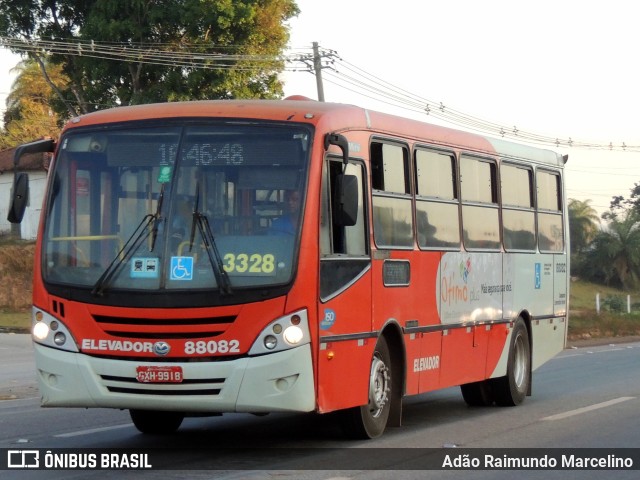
xmin=2 ymin=36 xmax=640 ymax=152
xmin=0 ymin=36 xmax=297 ymax=71
xmin=324 ymin=55 xmax=639 ymax=152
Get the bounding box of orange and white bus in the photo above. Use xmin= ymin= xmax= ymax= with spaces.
xmin=9 ymin=98 xmax=568 ymax=438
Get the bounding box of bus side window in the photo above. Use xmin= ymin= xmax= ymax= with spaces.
xmin=501 ymin=163 xmax=536 ymax=251
xmin=536 ymin=169 xmax=564 ymax=252
xmin=415 ymin=148 xmax=460 ymax=249
xmin=460 ymin=156 xmax=500 ymax=250
xmin=371 ymin=142 xmax=413 ymax=248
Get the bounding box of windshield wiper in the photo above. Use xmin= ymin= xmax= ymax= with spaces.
xmin=92 ymin=186 xmax=165 ymax=296
xmin=189 ymin=184 xmax=233 ymax=295
xmin=149 ymin=184 xmax=165 ymax=252
xmin=91 ymin=216 xmax=154 ymax=296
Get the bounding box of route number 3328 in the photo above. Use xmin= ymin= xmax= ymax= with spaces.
xmin=222 ymin=253 xmax=275 ymax=275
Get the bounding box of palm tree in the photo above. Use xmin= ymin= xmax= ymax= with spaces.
xmin=568 ymin=198 xmax=600 ymax=276
xmin=1 ymin=59 xmax=68 ymax=149
xmin=584 ymin=210 xmax=640 ymax=290
xmin=568 ymin=198 xmax=599 ymax=254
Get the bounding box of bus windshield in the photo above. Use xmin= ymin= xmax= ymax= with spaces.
xmin=42 ymin=122 xmax=311 ymax=297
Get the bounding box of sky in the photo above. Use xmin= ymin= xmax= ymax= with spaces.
xmin=280 ymin=0 xmax=640 ymax=218
xmin=2 ymin=0 xmax=640 ymax=219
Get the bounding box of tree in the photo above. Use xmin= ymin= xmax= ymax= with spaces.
xmin=568 ymin=198 xmax=599 ymax=255
xmin=582 ymin=210 xmax=640 ymax=290
xmin=608 ymin=182 xmax=640 ymax=218
xmin=0 ymin=0 xmax=299 ymax=118
xmin=0 ymin=58 xmax=68 ymax=149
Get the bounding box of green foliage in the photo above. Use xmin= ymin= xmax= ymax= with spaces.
xmin=0 ymin=0 xmax=299 ymax=118
xmin=568 ymin=198 xmax=600 ymax=276
xmin=0 ymin=58 xmax=67 ymax=148
xmin=578 ymin=210 xmax=640 ymax=290
xmin=572 ymin=175 xmax=640 ymax=293
xmin=601 ymin=295 xmax=625 ymax=313
xmin=609 ymin=182 xmax=640 ymax=215
xmin=568 ymin=198 xmax=599 ymax=255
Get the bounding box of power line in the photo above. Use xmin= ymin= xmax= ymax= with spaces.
xmin=2 ymin=36 xmax=640 ymax=152
xmin=319 ymin=54 xmax=640 ymax=152
xmin=0 ymin=36 xmax=297 ymax=71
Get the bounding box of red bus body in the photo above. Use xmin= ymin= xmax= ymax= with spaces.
xmin=18 ymin=98 xmax=568 ymax=437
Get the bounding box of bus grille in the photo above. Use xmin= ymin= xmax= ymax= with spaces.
xmin=100 ymin=374 xmax=224 ymax=396
xmin=92 ymin=315 xmax=236 ymax=339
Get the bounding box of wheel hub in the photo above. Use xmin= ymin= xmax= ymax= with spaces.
xmin=368 ymin=355 xmax=390 ymax=417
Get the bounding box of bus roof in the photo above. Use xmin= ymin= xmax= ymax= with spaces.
xmin=67 ymin=98 xmax=565 ymax=167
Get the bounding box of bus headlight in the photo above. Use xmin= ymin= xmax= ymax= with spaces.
xmin=249 ymin=309 xmax=310 ymax=356
xmin=283 ymin=325 xmax=304 ymax=345
xmin=33 ymin=321 xmax=49 ymax=340
xmin=31 ymin=307 xmax=78 ymax=353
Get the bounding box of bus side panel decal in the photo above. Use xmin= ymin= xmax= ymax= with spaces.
xmin=436 ymin=252 xmax=504 ymax=324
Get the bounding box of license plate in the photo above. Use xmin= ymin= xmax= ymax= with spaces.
xmin=136 ymin=366 xmax=183 ymax=383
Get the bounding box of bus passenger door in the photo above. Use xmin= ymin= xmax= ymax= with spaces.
xmin=317 ymin=158 xmax=373 ymax=413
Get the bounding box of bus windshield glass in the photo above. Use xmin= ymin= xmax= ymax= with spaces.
xmin=42 ymin=122 xmax=311 ymax=295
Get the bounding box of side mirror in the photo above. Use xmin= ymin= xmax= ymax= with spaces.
xmin=7 ymin=138 xmax=56 ymax=224
xmin=13 ymin=138 xmax=55 ymax=166
xmin=333 ymin=174 xmax=358 ymax=227
xmin=324 ymin=133 xmax=349 ymax=166
xmin=7 ymin=172 xmax=30 ymax=224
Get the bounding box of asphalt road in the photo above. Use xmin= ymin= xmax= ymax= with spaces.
xmin=1 ymin=334 xmax=639 ymax=479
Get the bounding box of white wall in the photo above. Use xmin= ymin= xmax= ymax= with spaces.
xmin=0 ymin=171 xmax=47 ymax=240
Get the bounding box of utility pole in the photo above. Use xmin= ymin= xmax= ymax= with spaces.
xmin=312 ymin=42 xmax=325 ymax=102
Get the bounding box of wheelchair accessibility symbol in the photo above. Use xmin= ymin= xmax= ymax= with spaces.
xmin=170 ymin=256 xmax=194 ymax=281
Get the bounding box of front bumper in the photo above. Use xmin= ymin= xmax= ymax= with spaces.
xmin=34 ymin=342 xmax=316 ymax=413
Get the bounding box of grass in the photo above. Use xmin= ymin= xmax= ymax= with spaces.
xmin=0 ymin=310 xmax=30 ymax=333
xmin=568 ymin=279 xmax=640 ymax=340
xmin=0 ymin=235 xmax=34 ymax=331
xmin=569 ymin=280 xmax=632 ymax=311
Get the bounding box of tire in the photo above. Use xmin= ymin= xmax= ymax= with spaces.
xmin=491 ymin=318 xmax=531 ymax=406
xmin=342 ymin=336 xmax=393 ymax=439
xmin=460 ymin=380 xmax=493 ymax=406
xmin=130 ymin=409 xmax=184 ymax=434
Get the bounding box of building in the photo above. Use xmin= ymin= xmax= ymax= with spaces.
xmin=0 ymin=146 xmax=50 ymax=240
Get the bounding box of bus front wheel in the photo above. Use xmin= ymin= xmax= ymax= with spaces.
xmin=130 ymin=409 xmax=184 ymax=434
xmin=342 ymin=336 xmax=393 ymax=439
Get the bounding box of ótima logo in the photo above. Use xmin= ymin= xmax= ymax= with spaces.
xmin=459 ymin=258 xmax=472 ymax=284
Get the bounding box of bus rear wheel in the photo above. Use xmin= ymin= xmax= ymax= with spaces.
xmin=460 ymin=380 xmax=493 ymax=406
xmin=342 ymin=336 xmax=393 ymax=439
xmin=130 ymin=409 xmax=184 ymax=434
xmin=491 ymin=318 xmax=530 ymax=406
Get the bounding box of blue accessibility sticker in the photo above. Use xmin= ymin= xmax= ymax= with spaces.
xmin=170 ymin=256 xmax=194 ymax=281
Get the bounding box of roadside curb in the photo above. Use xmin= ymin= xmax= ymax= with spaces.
xmin=566 ymin=335 xmax=640 ymax=349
